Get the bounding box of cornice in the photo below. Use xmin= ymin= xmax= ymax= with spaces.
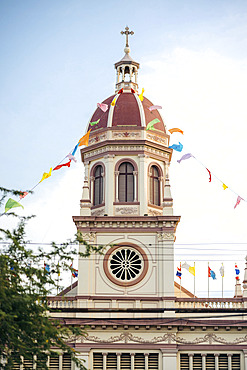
xmin=72 ymin=215 xmax=181 ymax=233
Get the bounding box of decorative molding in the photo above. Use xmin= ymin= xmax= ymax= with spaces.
xmin=157 ymin=232 xmax=175 ymax=241
xmin=79 ymin=232 xmax=96 ymax=242
xmin=89 ymin=134 xmax=107 ymax=145
xmin=148 ymin=208 xmax=162 ymax=216
xmin=146 ymin=133 xmax=168 ymax=146
xmin=91 ymin=209 xmax=105 ymax=216
xmin=113 ymin=132 xmax=141 ymax=139
xmin=79 ymin=332 xmax=247 ymax=346
xmin=115 ymin=207 xmax=138 ymax=215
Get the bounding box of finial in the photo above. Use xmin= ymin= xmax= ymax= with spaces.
xmin=121 ymin=26 xmax=134 ymax=52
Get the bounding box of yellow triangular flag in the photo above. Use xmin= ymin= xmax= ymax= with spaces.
xmin=78 ymin=129 xmax=91 ymax=147
xmin=111 ymin=97 xmax=117 ymax=106
xmin=39 ymin=168 xmax=52 ymax=183
xmin=189 ymin=266 xmax=195 ymax=276
xmin=139 ymin=88 xmax=144 ymax=101
xmin=222 ymin=183 xmax=228 ymax=190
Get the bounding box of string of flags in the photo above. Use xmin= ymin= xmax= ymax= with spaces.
xmin=2 ymin=87 xmax=245 ymax=214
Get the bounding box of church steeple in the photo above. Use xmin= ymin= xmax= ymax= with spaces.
xmin=114 ymin=26 xmax=140 ymax=93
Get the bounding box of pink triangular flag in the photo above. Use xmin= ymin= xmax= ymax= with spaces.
xmin=97 ymin=103 xmax=108 ymax=112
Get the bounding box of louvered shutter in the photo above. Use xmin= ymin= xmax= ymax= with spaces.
xmin=23 ymin=358 xmax=33 ymax=368
xmin=93 ymin=353 xmax=103 ymax=370
xmin=62 ymin=353 xmax=71 ymax=369
xmin=49 ymin=355 xmax=59 ymax=369
xmin=206 ymin=354 xmax=215 ymax=369
xmin=193 ymin=354 xmax=202 ymax=370
xmin=134 ymin=353 xmax=145 ymax=370
xmin=150 ymin=166 xmax=160 ymax=206
xmin=219 ymin=354 xmax=228 ymax=370
xmin=120 ymin=353 xmax=131 ymax=370
xmin=232 ymin=354 xmax=240 ymax=370
xmin=180 ymin=354 xmax=189 ymax=370
xmin=148 ymin=353 xmax=159 ymax=370
xmin=106 ymin=353 xmax=117 ymax=370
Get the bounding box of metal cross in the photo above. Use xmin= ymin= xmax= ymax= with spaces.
xmin=121 ymin=26 xmax=134 ymax=47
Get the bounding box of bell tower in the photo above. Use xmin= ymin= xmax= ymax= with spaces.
xmin=72 ymin=29 xmax=180 ymax=303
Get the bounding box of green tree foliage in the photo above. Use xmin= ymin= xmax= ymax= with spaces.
xmin=0 ymin=187 xmax=105 ymax=369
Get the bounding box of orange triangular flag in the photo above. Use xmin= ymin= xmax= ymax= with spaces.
xmin=78 ymin=130 xmax=91 ymax=147
xmin=168 ymin=128 xmax=184 ymax=134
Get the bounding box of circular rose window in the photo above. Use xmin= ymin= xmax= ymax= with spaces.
xmin=103 ymin=244 xmax=148 ymax=287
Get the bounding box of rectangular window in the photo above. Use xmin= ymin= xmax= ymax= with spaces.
xmin=93 ymin=352 xmax=159 ymax=370
xmin=180 ymin=353 xmax=240 ymax=370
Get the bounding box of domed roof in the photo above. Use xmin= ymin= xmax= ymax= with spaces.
xmin=87 ymin=92 xmax=166 ymax=134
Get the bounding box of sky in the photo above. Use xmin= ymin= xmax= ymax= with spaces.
xmin=1 ymin=0 xmax=247 ymax=297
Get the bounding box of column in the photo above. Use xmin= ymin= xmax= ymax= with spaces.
xmin=122 ymin=66 xmax=125 ymax=81
xmin=144 ymin=353 xmax=149 ymax=370
xmin=104 ymin=155 xmax=114 ymax=215
xmin=74 ymin=351 xmax=90 ymax=370
xmin=131 ymin=353 xmax=135 ymax=370
xmin=133 ymin=171 xmax=138 ymax=202
xmin=33 ymin=355 xmax=37 ymax=369
xmin=103 ymin=353 xmax=107 ymax=370
xmin=214 ymin=354 xmax=219 ymax=370
xmin=202 ymin=354 xmax=206 ymax=370
xmin=228 ymin=354 xmax=232 ymax=370
xmin=161 ymin=349 xmax=178 ymax=370
xmin=115 ymin=171 xmax=119 ymax=202
xmin=116 ymin=353 xmax=121 ymax=370
xmin=59 ymin=354 xmax=63 ymax=370
xmin=138 ymin=154 xmax=148 ymax=215
xmin=189 ymin=354 xmax=193 ymax=370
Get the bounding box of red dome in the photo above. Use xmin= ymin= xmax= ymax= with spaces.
xmin=87 ymin=93 xmax=166 ymax=133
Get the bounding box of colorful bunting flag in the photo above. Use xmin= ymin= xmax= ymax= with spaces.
xmin=169 ymin=142 xmax=183 ymax=152
xmin=90 ymin=119 xmax=100 ymax=126
xmin=19 ymin=191 xmax=28 ymax=199
xmin=71 ymin=143 xmax=79 ymax=156
xmin=146 ymin=118 xmax=160 ymax=131
xmin=208 ymin=266 xmax=216 ymax=280
xmin=70 ymin=263 xmax=78 ymax=278
xmin=131 ymin=88 xmax=135 ymax=93
xmin=78 ymin=130 xmax=91 ymax=147
xmin=222 ymin=183 xmax=228 ymax=190
xmin=139 ymin=88 xmax=144 ymax=101
xmin=234 ymin=195 xmax=243 ymax=209
xmin=39 ymin=168 xmax=52 ymax=183
xmin=177 ymin=153 xmax=194 ymax=164
xmin=148 ymin=105 xmax=162 ymax=112
xmin=176 ymin=265 xmax=182 ymax=279
xmin=235 ymin=264 xmax=240 ymax=275
xmin=182 ymin=262 xmax=195 ymax=276
xmin=44 ymin=262 xmax=50 ymax=274
xmin=66 ymin=153 xmax=77 ymax=163
xmin=118 ymin=88 xmax=123 ymax=94
xmin=97 ymin=103 xmax=108 ymax=112
xmin=53 ymin=160 xmax=71 ymax=171
xmin=168 ymin=128 xmax=184 ymax=135
xmin=206 ymin=168 xmax=212 ymax=182
xmin=111 ymin=97 xmax=117 ymax=106
xmin=5 ymin=198 xmax=24 ymax=213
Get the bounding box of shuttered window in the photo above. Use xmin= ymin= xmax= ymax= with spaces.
xmin=62 ymin=353 xmax=71 ymax=369
xmin=180 ymin=354 xmax=189 ymax=370
xmin=232 ymin=354 xmax=241 ymax=370
xmin=150 ymin=166 xmax=160 ymax=206
xmin=206 ymin=354 xmax=215 ymax=369
xmin=118 ymin=162 xmax=134 ymax=202
xmin=93 ymin=352 xmax=158 ymax=370
xmin=180 ymin=353 xmax=241 ymax=370
xmin=94 ymin=165 xmax=103 ymax=206
xmin=49 ymin=354 xmax=59 ymax=369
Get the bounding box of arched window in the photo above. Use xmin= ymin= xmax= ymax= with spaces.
xmin=93 ymin=165 xmax=103 ymax=206
xmin=118 ymin=162 xmax=134 ymax=202
xmin=150 ymin=165 xmax=160 ymax=206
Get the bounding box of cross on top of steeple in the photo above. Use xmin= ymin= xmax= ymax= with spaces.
xmin=121 ymin=26 xmax=134 ymax=48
